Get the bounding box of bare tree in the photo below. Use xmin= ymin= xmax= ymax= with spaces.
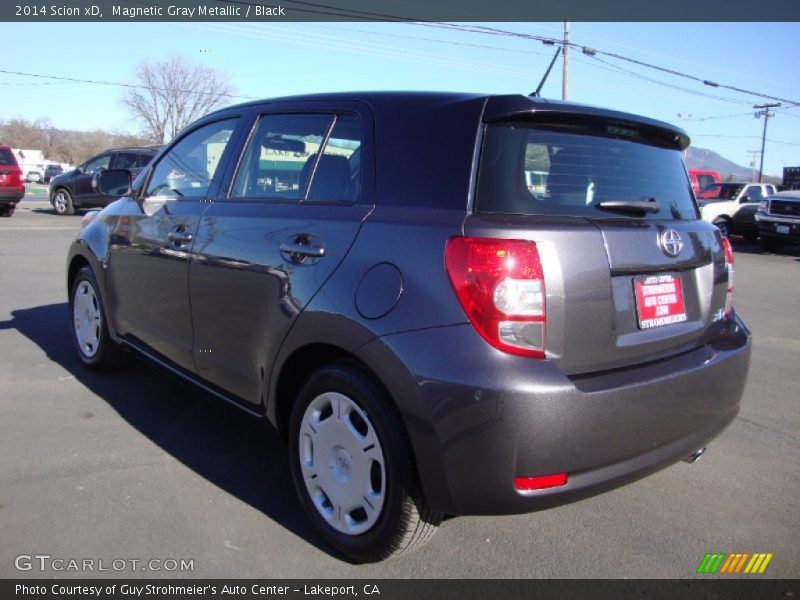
xmin=122 ymin=56 xmax=233 ymax=144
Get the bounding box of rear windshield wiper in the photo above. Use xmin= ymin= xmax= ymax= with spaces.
xmin=595 ymin=198 xmax=660 ymax=215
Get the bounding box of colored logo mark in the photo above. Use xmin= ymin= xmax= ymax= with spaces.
xmin=696 ymin=553 xmax=773 ymax=574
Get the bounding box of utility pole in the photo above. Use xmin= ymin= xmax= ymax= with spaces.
xmin=562 ymin=21 xmax=569 ymax=101
xmin=754 ymin=103 xmax=780 ymax=182
xmin=746 ymin=150 xmax=761 ymax=182
xmin=676 ymin=113 xmax=693 ymax=158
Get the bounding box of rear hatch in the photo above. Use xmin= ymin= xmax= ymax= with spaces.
xmin=0 ymin=147 xmax=23 ymax=190
xmin=465 ymin=99 xmax=730 ymax=375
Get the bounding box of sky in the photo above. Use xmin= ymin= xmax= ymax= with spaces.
xmin=1 ymin=21 xmax=799 ymax=176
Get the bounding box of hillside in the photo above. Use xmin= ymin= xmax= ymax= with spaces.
xmin=685 ymin=146 xmax=781 ymax=184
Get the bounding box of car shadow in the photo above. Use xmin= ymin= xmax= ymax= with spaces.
xmin=0 ymin=302 xmax=340 ymax=559
xmin=728 ymin=236 xmax=800 ymax=257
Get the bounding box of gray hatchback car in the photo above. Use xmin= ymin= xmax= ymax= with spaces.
xmin=67 ymin=92 xmax=751 ymax=562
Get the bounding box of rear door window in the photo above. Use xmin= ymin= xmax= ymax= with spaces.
xmin=230 ymin=113 xmax=345 ymax=202
xmin=113 ymin=152 xmax=139 ymax=170
xmin=307 ymin=115 xmax=362 ymax=202
xmin=0 ymin=148 xmax=18 ymax=166
xmin=137 ymin=152 xmax=156 ymax=168
xmin=696 ymin=174 xmax=715 ymax=192
xmin=476 ymin=120 xmax=697 ymax=220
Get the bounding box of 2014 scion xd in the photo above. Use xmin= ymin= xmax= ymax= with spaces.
xmin=67 ymin=92 xmax=751 ymax=562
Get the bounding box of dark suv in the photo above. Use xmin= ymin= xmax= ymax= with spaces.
xmin=67 ymin=92 xmax=751 ymax=562
xmin=43 ymin=164 xmax=64 ymax=184
xmin=50 ymin=146 xmax=159 ymax=215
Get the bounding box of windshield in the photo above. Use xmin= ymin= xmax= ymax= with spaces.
xmin=475 ymin=120 xmax=697 ymax=220
xmin=698 ymin=183 xmax=744 ymax=200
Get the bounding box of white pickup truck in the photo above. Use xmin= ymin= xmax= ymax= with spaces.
xmin=698 ymin=182 xmax=777 ymax=240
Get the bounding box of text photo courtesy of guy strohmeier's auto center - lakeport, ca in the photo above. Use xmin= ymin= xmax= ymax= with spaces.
xmin=0 ymin=1 xmax=798 ymax=594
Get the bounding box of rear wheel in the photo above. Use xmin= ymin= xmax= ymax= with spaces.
xmin=69 ymin=266 xmax=126 ymax=371
xmin=53 ymin=188 xmax=75 ymax=216
xmin=0 ymin=204 xmax=14 ymax=217
xmin=288 ymin=362 xmax=441 ymax=562
xmin=713 ymin=217 xmax=731 ymax=239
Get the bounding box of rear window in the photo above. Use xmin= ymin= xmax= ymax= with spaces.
xmin=696 ymin=174 xmax=716 ymax=191
xmin=699 ymin=183 xmax=744 ymax=200
xmin=0 ymin=148 xmax=19 ymax=167
xmin=475 ymin=120 xmax=697 ymax=220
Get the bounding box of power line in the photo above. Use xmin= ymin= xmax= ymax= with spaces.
xmin=305 ymin=23 xmax=552 ymax=56
xmin=208 ymin=2 xmax=800 ymax=107
xmin=184 ymin=23 xmax=537 ymax=81
xmin=0 ymin=68 xmax=256 ymax=100
xmin=582 ymin=55 xmax=754 ymax=106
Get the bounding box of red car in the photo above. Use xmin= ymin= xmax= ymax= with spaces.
xmin=688 ymin=169 xmax=720 ymax=196
xmin=0 ymin=145 xmax=25 ymax=217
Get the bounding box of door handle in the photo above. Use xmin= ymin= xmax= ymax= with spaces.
xmin=280 ymin=242 xmax=325 ymax=259
xmin=167 ymin=230 xmax=193 ymax=245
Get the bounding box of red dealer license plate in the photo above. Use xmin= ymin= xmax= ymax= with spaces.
xmin=633 ymin=274 xmax=687 ymax=329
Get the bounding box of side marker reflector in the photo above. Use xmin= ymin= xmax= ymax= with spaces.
xmin=514 ymin=473 xmax=568 ymax=491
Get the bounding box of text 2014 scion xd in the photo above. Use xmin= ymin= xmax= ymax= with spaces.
xmin=67 ymin=92 xmax=751 ymax=562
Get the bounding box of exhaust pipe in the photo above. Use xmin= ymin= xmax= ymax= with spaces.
xmin=683 ymin=447 xmax=707 ymax=464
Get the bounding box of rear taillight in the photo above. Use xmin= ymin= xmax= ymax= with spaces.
xmin=445 ymin=237 xmax=545 ymax=358
xmin=721 ymin=236 xmax=734 ymax=317
xmin=1 ymin=168 xmax=23 ymax=186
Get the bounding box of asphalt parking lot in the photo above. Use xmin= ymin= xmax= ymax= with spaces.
xmin=1 ymin=191 xmax=798 ymax=579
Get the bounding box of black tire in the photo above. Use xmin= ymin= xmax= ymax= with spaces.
xmin=288 ymin=361 xmax=441 ymax=562
xmin=0 ymin=205 xmax=14 ymax=217
xmin=760 ymin=237 xmax=784 ymax=253
xmin=69 ymin=266 xmax=127 ymax=371
xmin=713 ymin=218 xmax=731 ymax=239
xmin=53 ymin=188 xmax=75 ymax=216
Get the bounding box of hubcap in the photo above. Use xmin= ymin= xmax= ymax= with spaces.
xmin=54 ymin=192 xmax=67 ymax=213
xmin=73 ymin=280 xmax=102 ymax=358
xmin=298 ymin=392 xmax=386 ymax=535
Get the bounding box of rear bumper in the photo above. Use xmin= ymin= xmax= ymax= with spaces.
xmin=357 ymin=316 xmax=751 ymax=515
xmin=0 ymin=188 xmax=24 ymax=204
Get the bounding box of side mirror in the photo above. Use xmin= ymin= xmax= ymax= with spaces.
xmin=93 ymin=169 xmax=132 ymax=197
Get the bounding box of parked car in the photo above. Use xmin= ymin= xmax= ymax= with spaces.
xmin=25 ymin=170 xmax=42 ymax=183
xmin=68 ymin=92 xmax=751 ymax=562
xmin=43 ymin=164 xmax=64 ymax=183
xmin=755 ymin=190 xmax=800 ymax=252
xmin=0 ymin=144 xmax=25 ymax=217
xmin=49 ymin=146 xmax=160 ymax=215
xmin=688 ymin=169 xmax=720 ymax=195
xmin=697 ymin=182 xmax=777 ymax=239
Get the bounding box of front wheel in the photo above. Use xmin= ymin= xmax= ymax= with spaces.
xmin=53 ymin=188 xmax=75 ymax=216
xmin=69 ymin=266 xmax=126 ymax=370
xmin=288 ymin=362 xmax=441 ymax=562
